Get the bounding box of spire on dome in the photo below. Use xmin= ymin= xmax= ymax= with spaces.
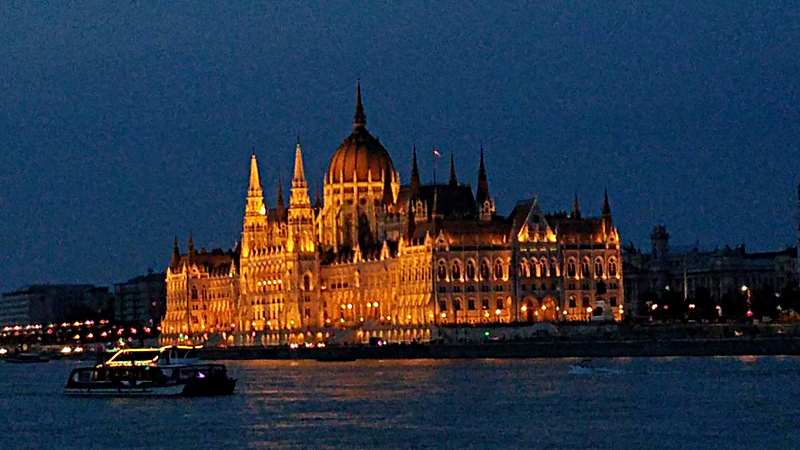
xmin=602 ymin=188 xmax=611 ymax=216
xmin=449 ymin=152 xmax=458 ymax=186
xmin=354 ymin=81 xmax=366 ymax=129
xmin=410 ymin=145 xmax=421 ymax=197
xmin=573 ymin=193 xmax=581 ymax=219
xmin=476 ymin=146 xmax=490 ymax=204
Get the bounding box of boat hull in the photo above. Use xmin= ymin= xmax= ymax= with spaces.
xmin=65 ymin=364 xmax=236 ymax=397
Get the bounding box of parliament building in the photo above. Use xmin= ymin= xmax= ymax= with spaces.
xmin=161 ymin=85 xmax=624 ymax=346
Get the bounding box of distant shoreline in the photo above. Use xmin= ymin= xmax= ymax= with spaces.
xmin=201 ymin=337 xmax=800 ymax=361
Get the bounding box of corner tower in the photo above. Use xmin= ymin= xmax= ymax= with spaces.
xmin=242 ymin=151 xmax=268 ymax=258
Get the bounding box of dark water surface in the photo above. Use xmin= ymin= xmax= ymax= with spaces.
xmin=1 ymin=356 xmax=799 ymax=449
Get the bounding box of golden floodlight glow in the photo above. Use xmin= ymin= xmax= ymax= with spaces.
xmin=495 ymin=309 xmax=501 ymax=315
xmin=521 ymin=306 xmax=527 ymax=312
xmin=373 ymin=302 xmax=379 ymax=308
xmin=587 ymin=307 xmax=593 ymax=313
xmin=347 ymin=304 xmax=353 ymax=309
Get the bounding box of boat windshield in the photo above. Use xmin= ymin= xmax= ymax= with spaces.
xmin=106 ymin=350 xmax=161 ymax=366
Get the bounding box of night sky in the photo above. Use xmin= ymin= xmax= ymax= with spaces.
xmin=1 ymin=2 xmax=798 ymax=292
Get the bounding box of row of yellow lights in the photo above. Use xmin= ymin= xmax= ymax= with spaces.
xmin=256 ymin=280 xmax=283 ymax=286
xmin=2 ymin=319 xmax=110 ymax=332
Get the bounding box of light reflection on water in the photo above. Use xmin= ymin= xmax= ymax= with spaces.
xmin=1 ymin=356 xmax=799 ymax=449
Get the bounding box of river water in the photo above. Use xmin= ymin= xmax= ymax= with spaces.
xmin=1 ymin=356 xmax=798 ymax=449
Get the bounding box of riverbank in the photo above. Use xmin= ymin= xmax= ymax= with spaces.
xmin=201 ymin=335 xmax=800 ymax=360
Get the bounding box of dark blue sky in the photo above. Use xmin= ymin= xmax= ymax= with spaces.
xmin=1 ymin=2 xmax=798 ymax=292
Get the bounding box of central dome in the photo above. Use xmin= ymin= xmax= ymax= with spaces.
xmin=327 ymin=84 xmax=395 ymax=184
xmin=328 ymin=127 xmax=394 ymax=184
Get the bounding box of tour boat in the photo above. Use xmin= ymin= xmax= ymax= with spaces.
xmin=65 ymin=346 xmax=236 ymax=397
xmin=98 ymin=345 xmax=201 ymax=367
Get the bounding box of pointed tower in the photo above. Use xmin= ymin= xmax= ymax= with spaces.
xmin=381 ymin=165 xmax=394 ymax=206
xmin=314 ymin=184 xmax=322 ymax=210
xmin=170 ymin=237 xmax=181 ymax=271
xmin=410 ymin=145 xmax=421 ymax=197
xmin=601 ymin=188 xmax=617 ymax=242
xmin=187 ymin=233 xmax=195 ymax=254
xmin=475 ymin=147 xmax=495 ymax=221
xmin=289 ymin=139 xmax=311 ymax=208
xmin=449 ymin=152 xmax=458 ymax=186
xmin=276 ymin=179 xmax=286 ymax=222
xmin=354 ymin=81 xmax=366 ymax=129
xmin=242 ymin=151 xmax=269 ymax=259
xmin=572 ymin=193 xmax=582 ymax=219
xmin=287 ymin=140 xmax=315 ymax=253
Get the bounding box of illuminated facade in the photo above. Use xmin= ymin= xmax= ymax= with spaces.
xmin=161 ymin=85 xmax=624 ymax=345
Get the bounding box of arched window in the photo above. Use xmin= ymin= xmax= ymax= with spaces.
xmin=594 ymin=259 xmax=604 ymax=278
xmin=303 ymin=274 xmax=311 ymax=291
xmin=466 ymin=260 xmax=476 ymax=280
xmin=453 ymin=298 xmax=462 ymax=311
xmin=494 ymin=259 xmax=504 ymax=279
xmin=191 ymin=286 xmax=198 ymax=300
xmin=496 ymin=298 xmax=504 ymax=310
xmin=541 ymin=258 xmax=549 ymax=277
xmin=519 ymin=259 xmax=530 ymax=278
xmin=480 ymin=260 xmax=491 ymax=280
xmin=551 ymin=260 xmax=559 ymax=277
xmin=581 ymin=259 xmax=590 ymax=278
xmin=533 ymin=260 xmax=540 ymax=277
xmin=481 ymin=298 xmax=490 ymax=310
xmin=437 ymin=260 xmax=447 ymax=281
xmin=567 ymin=260 xmax=576 ymax=277
xmin=451 ymin=261 xmax=462 ymax=281
xmin=609 ymin=259 xmax=618 ymax=277
xmin=468 ymin=298 xmax=476 ymax=310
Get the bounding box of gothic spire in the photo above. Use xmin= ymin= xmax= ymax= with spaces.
xmin=245 ymin=150 xmax=266 ymax=217
xmin=381 ymin=165 xmax=394 ymax=206
xmin=292 ymin=138 xmax=307 ymax=187
xmin=314 ymin=183 xmax=322 ymax=209
xmin=354 ymin=81 xmax=366 ymax=129
xmin=476 ymin=146 xmax=490 ymax=204
xmin=248 ymin=149 xmax=262 ymax=195
xmin=290 ymin=140 xmax=310 ymax=208
xmin=276 ymin=179 xmax=286 ymax=220
xmin=602 ymin=188 xmax=611 ymax=216
xmin=449 ymin=152 xmax=458 ymax=186
xmin=410 ymin=145 xmax=421 ymax=197
xmin=573 ymin=193 xmax=581 ymax=219
xmin=171 ymin=236 xmax=181 ymax=270
xmin=187 ymin=232 xmax=195 ymax=254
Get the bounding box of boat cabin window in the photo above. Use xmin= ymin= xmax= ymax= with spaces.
xmin=108 ymin=350 xmax=161 ymax=363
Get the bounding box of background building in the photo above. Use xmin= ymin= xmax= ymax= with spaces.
xmin=623 ymin=225 xmax=799 ymax=319
xmin=162 ymin=86 xmax=624 ymax=346
xmin=114 ymin=270 xmax=167 ymax=326
xmin=0 ymin=284 xmax=113 ymax=326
